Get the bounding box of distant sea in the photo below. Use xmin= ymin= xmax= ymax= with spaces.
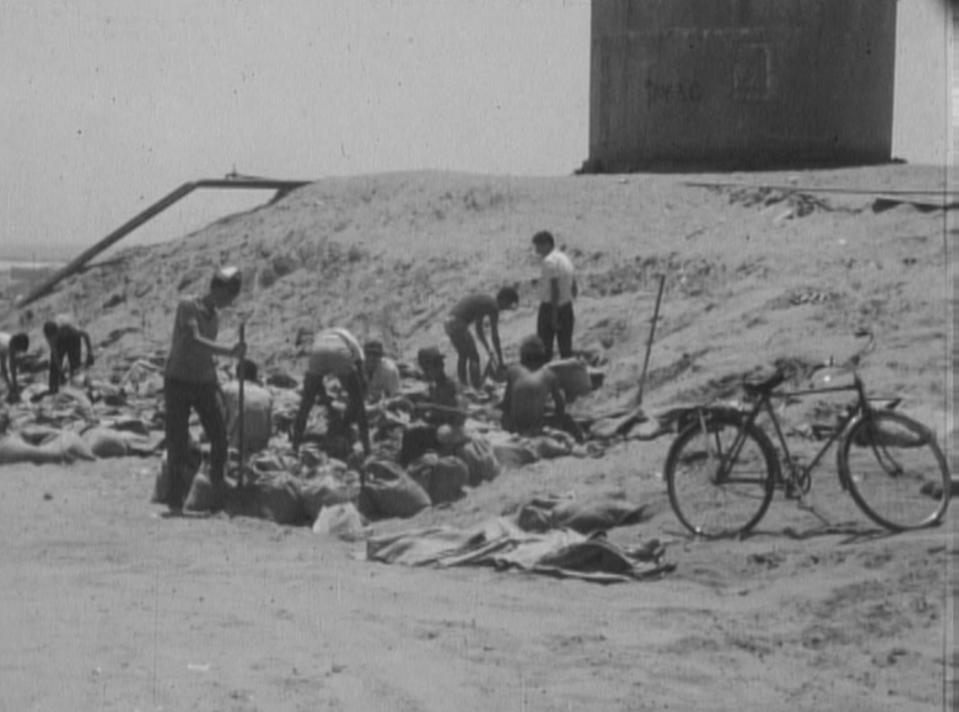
xmin=0 ymin=259 xmax=64 ymax=273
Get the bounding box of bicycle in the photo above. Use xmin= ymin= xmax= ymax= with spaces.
xmin=663 ymin=369 xmax=951 ymax=538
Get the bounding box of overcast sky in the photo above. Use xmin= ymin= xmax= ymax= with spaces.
xmin=2 ymin=1 xmax=952 ymax=262
xmin=0 ymin=0 xmax=591 ymax=259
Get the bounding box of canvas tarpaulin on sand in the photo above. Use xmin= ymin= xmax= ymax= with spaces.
xmin=363 ymin=517 xmax=674 ymax=584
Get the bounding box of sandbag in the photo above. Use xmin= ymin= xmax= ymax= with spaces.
xmin=531 ymin=435 xmax=572 ymax=460
xmin=312 ymin=502 xmax=366 ymax=541
xmin=546 ymin=359 xmax=593 ymax=403
xmin=456 ymin=437 xmax=501 ymax=486
xmin=0 ymin=434 xmax=66 ymax=465
xmin=184 ymin=473 xmax=219 ymax=512
xmin=83 ymin=428 xmax=129 ymax=458
xmin=491 ymin=441 xmax=538 ymax=469
xmin=364 ymin=459 xmax=431 ymax=518
xmin=299 ymin=474 xmax=355 ymax=521
xmin=408 ymin=453 xmax=468 ymax=505
xmin=38 ymin=431 xmax=96 ymax=463
xmin=250 ymin=473 xmax=305 ymax=524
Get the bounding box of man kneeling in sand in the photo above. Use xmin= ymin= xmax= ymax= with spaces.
xmin=292 ymin=327 xmax=371 ymax=458
xmin=500 ymin=336 xmax=567 ymax=435
xmin=221 ymin=359 xmax=273 ymax=455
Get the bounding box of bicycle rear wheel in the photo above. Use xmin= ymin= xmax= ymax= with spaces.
xmin=665 ymin=411 xmax=778 ymax=538
xmin=839 ymin=410 xmax=951 ymax=531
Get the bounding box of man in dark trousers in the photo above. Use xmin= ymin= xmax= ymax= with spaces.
xmin=42 ymin=319 xmax=94 ymax=393
xmin=161 ymin=266 xmax=245 ymax=513
xmin=531 ymin=230 xmax=576 ymax=362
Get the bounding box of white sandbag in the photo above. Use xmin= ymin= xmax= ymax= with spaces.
xmin=312 ymin=502 xmax=366 ymax=541
xmin=299 ymin=474 xmax=355 ymax=521
xmin=184 ymin=473 xmax=219 ymax=512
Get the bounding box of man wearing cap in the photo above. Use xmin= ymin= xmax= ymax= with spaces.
xmin=363 ymin=339 xmax=401 ymax=402
xmin=292 ymin=327 xmax=371 ymax=458
xmin=398 ymin=346 xmax=465 ymax=465
xmin=161 ymin=266 xmax=245 ymax=513
xmin=531 ymin=230 xmax=576 ymax=362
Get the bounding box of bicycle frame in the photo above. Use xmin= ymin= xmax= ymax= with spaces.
xmin=711 ymin=374 xmax=875 ymax=494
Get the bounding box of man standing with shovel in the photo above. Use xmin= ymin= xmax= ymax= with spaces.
xmin=161 ymin=266 xmax=245 ymax=514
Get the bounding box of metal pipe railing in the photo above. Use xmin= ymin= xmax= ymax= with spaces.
xmin=17 ymin=175 xmax=312 ymax=308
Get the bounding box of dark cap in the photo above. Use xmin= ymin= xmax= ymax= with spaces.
xmin=211 ymin=266 xmax=242 ymax=295
xmin=417 ymin=346 xmax=444 ymax=366
xmin=531 ymin=230 xmax=555 ymax=247
xmin=364 ymin=340 xmax=385 ymax=357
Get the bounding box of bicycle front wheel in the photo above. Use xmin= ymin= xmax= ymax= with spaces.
xmin=665 ymin=412 xmax=778 ymax=538
xmin=839 ymin=410 xmax=951 ymax=531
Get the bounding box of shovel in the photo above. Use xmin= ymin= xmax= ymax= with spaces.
xmin=236 ymin=321 xmax=246 ymax=488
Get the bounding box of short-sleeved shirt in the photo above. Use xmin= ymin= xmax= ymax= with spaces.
xmin=449 ymin=293 xmax=498 ymax=325
xmin=221 ymin=380 xmax=273 ymax=453
xmin=307 ymin=328 xmax=365 ymax=377
xmin=538 ymin=249 xmax=575 ymax=305
xmin=366 ymin=356 xmax=401 ymax=401
xmin=164 ymin=296 xmax=219 ymax=383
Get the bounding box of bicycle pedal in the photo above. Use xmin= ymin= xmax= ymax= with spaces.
xmin=783 ymin=481 xmax=802 ymax=500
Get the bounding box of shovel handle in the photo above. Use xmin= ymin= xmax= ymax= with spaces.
xmin=236 ymin=322 xmax=246 ymax=488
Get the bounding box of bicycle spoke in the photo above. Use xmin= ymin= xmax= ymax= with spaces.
xmin=666 ymin=415 xmax=775 ymax=538
xmin=842 ymin=411 xmax=950 ymax=530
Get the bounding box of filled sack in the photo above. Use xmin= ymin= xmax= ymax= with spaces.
xmin=408 ymin=453 xmax=468 ymax=505
xmin=83 ymin=427 xmax=129 ymax=458
xmin=363 ymin=459 xmax=431 ymax=518
xmin=456 ymin=437 xmax=501 ymax=486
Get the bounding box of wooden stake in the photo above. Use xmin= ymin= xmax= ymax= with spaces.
xmin=636 ymin=274 xmax=666 ymax=405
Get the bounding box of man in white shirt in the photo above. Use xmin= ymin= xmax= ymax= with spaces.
xmin=221 ymin=359 xmax=273 ymax=455
xmin=292 ymin=327 xmax=370 ymax=457
xmin=363 ymin=340 xmax=400 ymax=402
xmin=532 ymin=230 xmax=576 ymax=361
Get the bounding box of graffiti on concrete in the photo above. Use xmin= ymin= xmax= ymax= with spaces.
xmin=645 ymin=78 xmax=704 ymax=108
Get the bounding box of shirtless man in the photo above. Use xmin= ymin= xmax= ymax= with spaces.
xmin=444 ymin=287 xmax=518 ymax=389
xmin=398 ymin=346 xmax=466 ymax=465
xmin=292 ymin=327 xmax=371 ymax=458
xmin=500 ymin=335 xmax=566 ymax=435
xmin=43 ymin=319 xmax=94 ymax=393
xmin=221 ymin=359 xmax=273 ymax=455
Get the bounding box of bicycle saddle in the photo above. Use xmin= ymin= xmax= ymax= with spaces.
xmin=742 ymin=369 xmax=785 ymax=397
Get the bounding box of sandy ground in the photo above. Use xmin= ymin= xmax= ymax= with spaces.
xmin=0 ymin=165 xmax=956 ymax=710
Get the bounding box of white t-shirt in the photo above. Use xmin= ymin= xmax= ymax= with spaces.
xmin=306 ymin=328 xmax=365 ymax=377
xmin=538 ymin=249 xmax=575 ymax=305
